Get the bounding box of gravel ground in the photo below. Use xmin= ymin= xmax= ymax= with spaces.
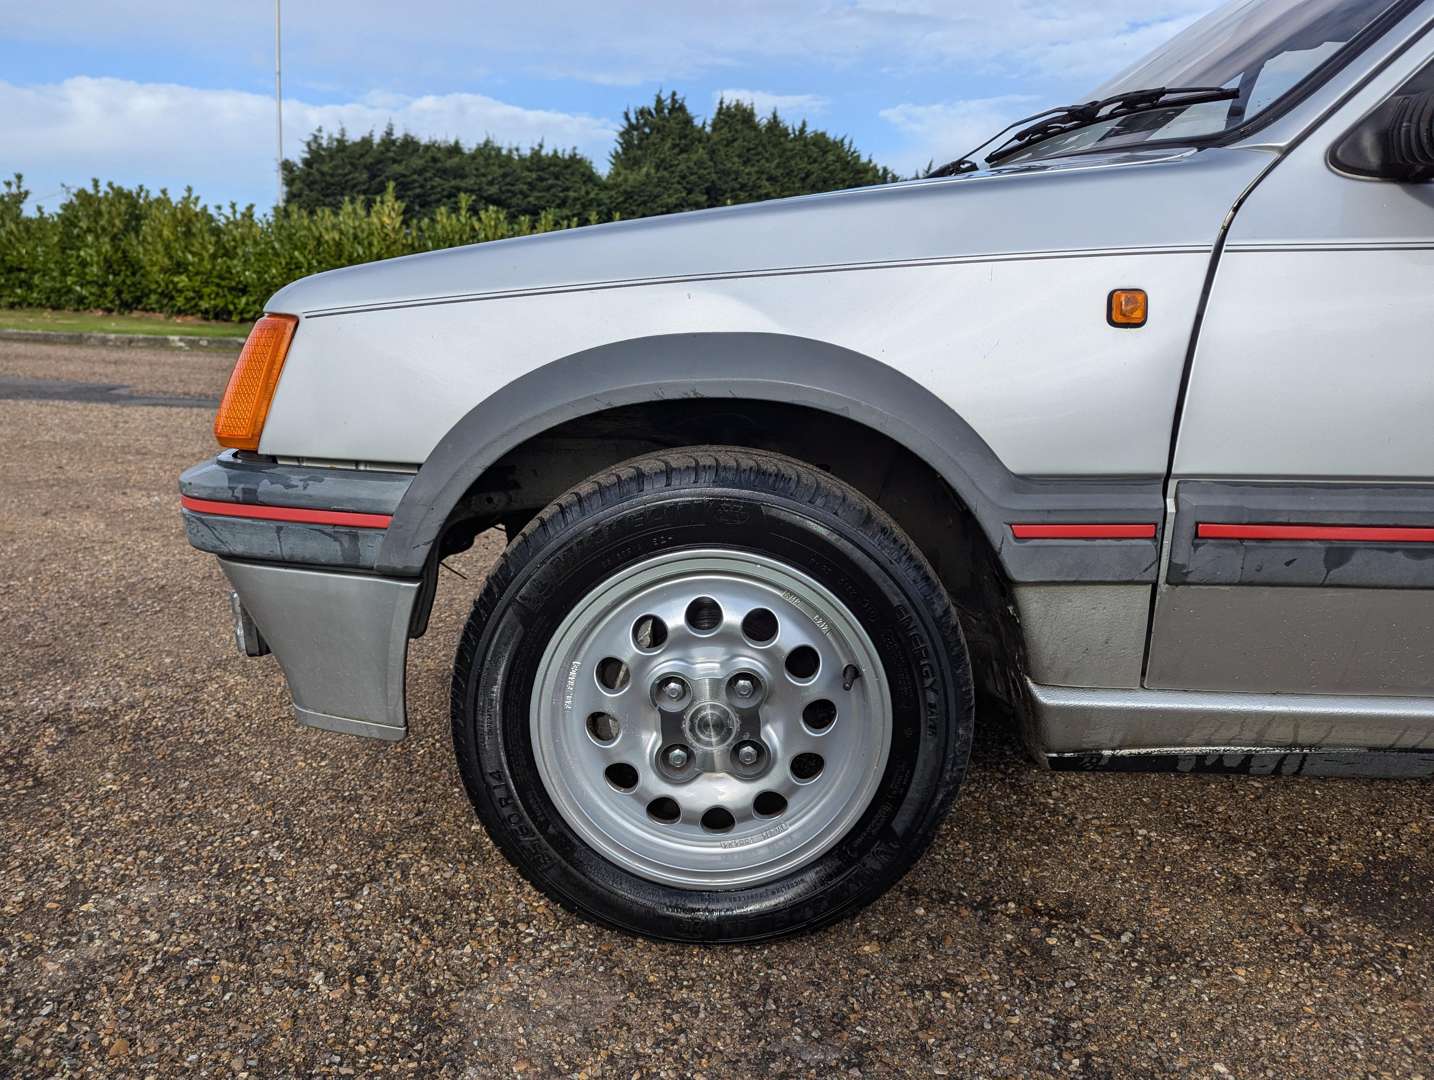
xmin=1 ymin=339 xmax=1430 ymax=1078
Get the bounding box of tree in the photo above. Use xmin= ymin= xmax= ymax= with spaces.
xmin=282 ymin=126 xmax=605 ymax=220
xmin=604 ymin=92 xmax=713 ymax=218
xmin=706 ymin=99 xmax=781 ymax=204
xmin=706 ymin=98 xmax=897 ymax=206
xmin=607 ymin=93 xmax=898 ymax=216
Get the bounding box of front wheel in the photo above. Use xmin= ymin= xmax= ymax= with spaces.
xmin=451 ymin=447 xmax=974 ymax=942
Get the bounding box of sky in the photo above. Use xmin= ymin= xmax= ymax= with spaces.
xmin=1 ymin=0 xmax=1225 ymax=212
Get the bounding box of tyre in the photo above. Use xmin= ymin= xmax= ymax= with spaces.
xmin=451 ymin=447 xmax=974 ymax=942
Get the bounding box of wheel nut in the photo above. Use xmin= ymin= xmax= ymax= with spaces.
xmin=665 ymin=745 xmax=690 ymax=769
xmin=732 ymin=676 xmax=756 ymax=699
xmin=659 ymin=678 xmax=685 ymax=702
xmin=735 ymin=743 xmax=760 ymax=767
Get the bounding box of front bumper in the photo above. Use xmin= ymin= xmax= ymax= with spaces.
xmin=181 ymin=452 xmax=424 ymax=741
xmin=180 ymin=451 xmax=413 ymax=570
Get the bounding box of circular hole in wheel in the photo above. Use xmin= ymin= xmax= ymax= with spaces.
xmin=685 ymin=596 xmax=723 ymax=634
xmin=753 ymin=791 xmax=787 ymax=817
xmin=741 ymin=607 xmax=779 ymax=645
xmin=647 ymin=796 xmax=680 ymax=823
xmin=791 ymin=753 xmax=824 ymax=782
xmin=784 ymin=645 xmax=820 ymax=681
xmin=586 ymin=712 xmax=621 ymax=744
xmin=700 ymin=807 xmax=735 ymax=833
xmin=595 ymin=657 xmax=630 ymax=692
xmin=802 ymin=699 xmax=836 ymax=732
xmin=632 ymin=614 xmax=668 ymax=651
xmin=604 ymin=763 xmax=639 ymax=791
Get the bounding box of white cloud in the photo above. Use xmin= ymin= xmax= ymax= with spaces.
xmin=848 ymin=1 xmax=1213 ymax=79
xmin=4 ymin=2 xmax=1222 ymax=91
xmin=2 ymin=77 xmax=618 ymax=211
xmin=879 ymin=95 xmax=1038 ymax=175
xmin=1019 ymin=14 xmax=1211 ymax=84
xmin=712 ymin=89 xmax=830 ymax=117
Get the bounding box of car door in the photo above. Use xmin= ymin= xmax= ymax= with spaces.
xmin=1146 ymin=36 xmax=1434 ymax=702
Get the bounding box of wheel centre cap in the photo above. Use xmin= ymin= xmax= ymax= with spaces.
xmin=684 ymin=700 xmax=737 ymax=749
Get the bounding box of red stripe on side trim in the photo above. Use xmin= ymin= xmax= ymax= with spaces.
xmin=1010 ymin=523 xmax=1158 ymax=540
xmin=180 ymin=495 xmax=392 ymax=529
xmin=1198 ymin=522 xmax=1434 ymax=543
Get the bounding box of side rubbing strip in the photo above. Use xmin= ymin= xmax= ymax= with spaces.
xmin=1011 ymin=523 xmax=1158 ymax=540
xmin=1198 ymin=522 xmax=1434 ymax=543
xmin=1169 ymin=481 xmax=1434 ymax=588
xmin=180 ymin=495 xmax=392 ymax=529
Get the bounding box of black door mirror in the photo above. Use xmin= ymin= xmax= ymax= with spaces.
xmin=1330 ymin=89 xmax=1434 ymax=182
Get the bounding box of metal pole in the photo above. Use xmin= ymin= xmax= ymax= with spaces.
xmin=275 ymin=0 xmax=284 ymax=208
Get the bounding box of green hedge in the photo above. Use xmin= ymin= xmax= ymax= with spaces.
xmin=1 ymin=94 xmax=900 ymax=325
xmin=0 ymin=175 xmax=589 ymax=323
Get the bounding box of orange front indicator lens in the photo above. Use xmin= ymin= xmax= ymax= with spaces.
xmin=214 ymin=314 xmax=298 ymax=450
xmin=1107 ymin=288 xmax=1148 ymax=328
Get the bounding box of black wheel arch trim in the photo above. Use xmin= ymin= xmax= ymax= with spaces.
xmin=375 ymin=332 xmax=1163 ymax=584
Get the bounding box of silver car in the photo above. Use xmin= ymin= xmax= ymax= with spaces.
xmin=181 ymin=0 xmax=1434 ymax=941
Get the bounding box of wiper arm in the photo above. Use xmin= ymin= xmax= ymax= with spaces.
xmin=985 ymin=85 xmax=1239 ymax=163
xmin=927 ymin=158 xmax=981 ymax=178
xmin=928 ymin=85 xmax=1238 ymax=177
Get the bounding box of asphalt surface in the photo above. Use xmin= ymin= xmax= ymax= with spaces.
xmin=1 ymin=339 xmax=1430 ymax=1078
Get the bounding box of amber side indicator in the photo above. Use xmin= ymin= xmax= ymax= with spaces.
xmin=214 ymin=314 xmax=298 ymax=450
xmin=1107 ymin=288 xmax=1148 ymax=328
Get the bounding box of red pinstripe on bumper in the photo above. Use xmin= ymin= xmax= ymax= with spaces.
xmin=180 ymin=495 xmax=392 ymax=529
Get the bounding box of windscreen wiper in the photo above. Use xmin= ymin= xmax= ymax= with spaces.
xmin=928 ymin=85 xmax=1239 ymax=176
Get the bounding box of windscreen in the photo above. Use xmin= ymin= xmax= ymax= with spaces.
xmin=991 ymin=0 xmax=1405 ymax=165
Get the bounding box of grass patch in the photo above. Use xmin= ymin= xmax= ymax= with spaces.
xmin=0 ymin=308 xmax=249 ymax=339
